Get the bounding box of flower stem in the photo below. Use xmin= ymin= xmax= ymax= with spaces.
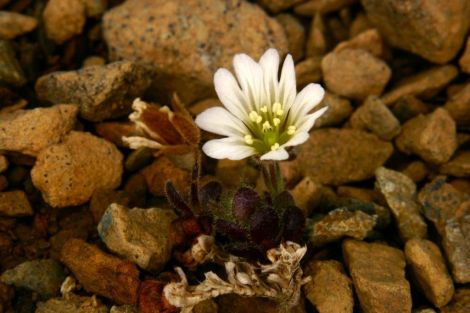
xmin=261 ymin=160 xmax=285 ymax=197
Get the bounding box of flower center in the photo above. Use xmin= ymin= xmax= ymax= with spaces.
xmin=244 ymin=102 xmax=296 ymax=153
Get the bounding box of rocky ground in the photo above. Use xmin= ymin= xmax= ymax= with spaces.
xmin=0 ymin=0 xmax=470 ymax=312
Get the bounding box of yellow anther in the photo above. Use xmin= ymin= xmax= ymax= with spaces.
xmin=287 ymin=125 xmax=296 ymax=135
xmin=244 ymin=135 xmax=253 ymax=145
xmin=273 ymin=118 xmax=281 ymax=126
xmin=271 ymin=143 xmax=280 ymax=151
xmin=249 ymin=111 xmax=262 ymax=123
xmin=262 ymin=121 xmax=272 ymax=132
xmin=260 ymin=106 xmax=268 ymax=113
xmin=272 ymin=102 xmax=282 ymax=113
xmin=276 ymin=109 xmax=284 ymax=116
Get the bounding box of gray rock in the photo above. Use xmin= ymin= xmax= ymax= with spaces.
xmin=102 ymin=0 xmax=287 ymax=104
xmin=375 ymin=167 xmax=427 ymax=241
xmin=98 ymin=203 xmax=177 ymax=271
xmin=1 ymin=259 xmax=65 ymax=298
xmin=309 ymin=208 xmax=377 ymax=247
xmin=418 ymin=177 xmax=470 ymax=283
xmin=110 ymin=305 xmax=139 ymax=313
xmin=35 ymin=61 xmax=153 ymax=122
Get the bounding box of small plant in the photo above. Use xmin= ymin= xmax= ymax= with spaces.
xmin=124 ymin=48 xmax=327 ymax=312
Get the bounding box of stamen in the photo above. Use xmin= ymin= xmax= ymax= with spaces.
xmin=249 ymin=111 xmax=262 ymax=123
xmin=244 ymin=135 xmax=253 ymax=145
xmin=276 ymin=109 xmax=284 ymax=116
xmin=260 ymin=106 xmax=268 ymax=113
xmin=287 ymin=125 xmax=296 ymax=135
xmin=262 ymin=121 xmax=272 ymax=132
xmin=271 ymin=143 xmax=280 ymax=151
xmin=272 ymin=102 xmax=281 ymax=113
xmin=273 ymin=118 xmax=280 ymax=126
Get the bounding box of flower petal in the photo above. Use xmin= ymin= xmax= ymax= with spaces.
xmin=278 ymin=54 xmax=296 ymax=111
xmin=296 ymin=106 xmax=329 ymax=133
xmin=281 ymin=131 xmax=309 ymax=148
xmin=233 ymin=53 xmax=264 ymax=111
xmin=288 ymin=83 xmax=325 ymax=125
xmin=195 ymin=107 xmax=249 ymax=137
xmin=260 ymin=148 xmax=289 ymax=161
xmin=259 ymin=48 xmax=280 ymax=107
xmin=202 ymin=138 xmax=257 ymax=160
xmin=214 ymin=68 xmax=249 ymax=118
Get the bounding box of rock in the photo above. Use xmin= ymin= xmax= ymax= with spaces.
xmin=188 ymin=98 xmax=222 ymax=117
xmin=392 ymin=96 xmax=430 ymax=123
xmin=303 ymin=260 xmax=353 ymax=313
xmin=31 ymin=131 xmax=123 ymax=208
xmin=400 ymin=160 xmax=429 ymax=183
xmin=82 ymin=56 xmax=106 ymax=68
xmin=98 ymin=204 xmax=177 ymax=271
xmin=418 ymin=177 xmax=470 ymax=283
xmin=258 ymin=0 xmax=303 ymax=13
xmin=337 ymin=186 xmax=382 ymax=204
xmin=36 ymin=61 xmax=153 ymax=121
xmin=84 ymin=0 xmax=108 ymax=17
xmin=103 ymin=0 xmax=287 ymax=104
xmin=334 ymin=29 xmax=383 ymax=58
xmin=216 ymin=159 xmax=258 ymax=189
xmin=321 ymin=49 xmax=391 ymax=100
xmin=396 ymin=108 xmax=457 ymax=165
xmin=295 ymin=0 xmax=357 ymax=15
xmin=440 ymin=151 xmax=470 ymax=177
xmin=217 ymin=294 xmax=306 ymax=313
xmin=0 ymin=191 xmax=33 ymax=217
xmin=349 ymin=96 xmax=400 ymax=141
xmin=0 ymin=104 xmax=78 ymax=156
xmin=295 ymin=56 xmax=322 ymax=88
xmin=306 ymin=13 xmax=327 ymax=57
xmin=36 ymin=293 xmax=108 ymax=313
xmin=381 ymin=66 xmax=458 ymax=105
xmin=313 ymin=92 xmax=352 ymax=128
xmin=444 ymin=82 xmax=470 ymax=127
xmin=0 ymin=40 xmax=26 ymax=86
xmin=361 ymin=0 xmax=470 ymax=63
xmin=275 ymin=14 xmax=305 ymax=62
xmin=0 ymin=12 xmax=37 ymax=40
xmin=0 ymin=282 xmax=14 ymax=313
xmin=459 ymin=37 xmax=470 ymax=73
xmin=0 ymin=259 xmax=65 ymax=298
xmin=309 ymin=208 xmax=377 ymax=247
xmin=43 ymin=0 xmax=86 ymax=44
xmin=375 ymin=167 xmax=427 ymax=241
xmin=0 ymin=155 xmax=7 ymax=173
xmin=125 ymin=148 xmax=154 ymax=173
xmin=110 ymin=306 xmax=139 ymax=313
xmin=141 ymin=156 xmax=189 ymax=197
xmin=441 ymin=289 xmax=470 ymax=313
xmin=193 ymin=299 xmax=218 ymax=313
xmin=291 ymin=176 xmax=321 ymax=216
xmin=61 ymin=239 xmax=141 ymax=305
xmin=90 ymin=189 xmax=131 ymax=223
xmin=404 ymin=239 xmax=454 ymax=307
xmin=296 ymin=129 xmax=393 ymax=185
xmin=342 ymin=239 xmax=412 ymax=313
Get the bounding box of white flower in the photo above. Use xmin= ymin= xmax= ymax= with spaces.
xmin=195 ymin=48 xmax=327 ymax=161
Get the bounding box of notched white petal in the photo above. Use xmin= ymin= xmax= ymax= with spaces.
xmin=282 ymin=131 xmax=309 ymax=148
xmin=260 ymin=148 xmax=289 ymax=161
xmin=202 ymin=138 xmax=256 ymax=160
xmin=214 ymin=68 xmax=249 ymax=117
xmin=297 ymin=106 xmax=329 ymax=133
xmin=195 ymin=107 xmax=249 ymax=137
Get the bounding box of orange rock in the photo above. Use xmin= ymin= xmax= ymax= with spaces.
xmin=61 ymin=239 xmax=141 ymax=305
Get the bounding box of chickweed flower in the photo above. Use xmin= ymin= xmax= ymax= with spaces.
xmin=195 ymin=48 xmax=327 ymax=161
